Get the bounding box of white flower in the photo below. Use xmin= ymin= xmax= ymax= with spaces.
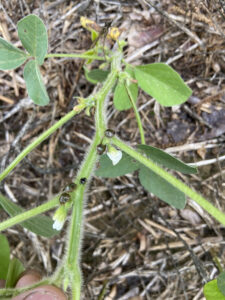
xmin=53 ymin=219 xmax=64 ymax=231
xmin=52 ymin=206 xmax=66 ymax=231
xmin=107 ymin=146 xmax=122 ymax=166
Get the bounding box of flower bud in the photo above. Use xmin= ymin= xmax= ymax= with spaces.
xmin=52 ymin=206 xmax=67 ymax=231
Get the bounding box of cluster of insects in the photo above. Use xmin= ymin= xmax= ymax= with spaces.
xmin=97 ymin=129 xmax=115 ymax=155
xmin=58 ymin=129 xmax=115 ymax=205
xmin=59 ymin=178 xmax=87 ymax=205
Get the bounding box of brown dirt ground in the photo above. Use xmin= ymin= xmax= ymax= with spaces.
xmin=0 ymin=0 xmax=225 ymax=299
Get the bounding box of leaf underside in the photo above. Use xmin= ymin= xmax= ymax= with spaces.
xmin=137 ymin=144 xmax=197 ymax=174
xmin=84 ymin=67 xmax=109 ymax=84
xmin=95 ymin=152 xmax=139 ymax=178
xmin=0 ymin=193 xmax=58 ymax=237
xmin=23 ymin=60 xmax=49 ymax=106
xmin=139 ymin=166 xmax=186 ymax=209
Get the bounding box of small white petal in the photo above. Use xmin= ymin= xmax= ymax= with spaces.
xmin=53 ymin=220 xmax=64 ymax=231
xmin=107 ymin=149 xmax=122 ymax=165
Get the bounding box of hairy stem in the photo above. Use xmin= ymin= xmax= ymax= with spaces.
xmin=0 ymin=109 xmax=83 ymax=181
xmin=64 ymin=64 xmax=119 ymax=299
xmin=112 ymin=137 xmax=225 ymax=226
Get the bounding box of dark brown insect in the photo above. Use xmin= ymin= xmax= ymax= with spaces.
xmin=59 ymin=193 xmax=71 ymax=205
xmin=63 ymin=182 xmax=77 ymax=193
xmin=97 ymin=144 xmax=106 ymax=155
xmin=105 ymin=129 xmax=115 ymax=138
xmin=80 ymin=178 xmax=87 ymax=184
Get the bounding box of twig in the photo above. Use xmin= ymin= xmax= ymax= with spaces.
xmin=0 ymin=98 xmax=34 ymax=124
xmin=188 ymin=154 xmax=225 ymax=167
xmin=143 ymin=0 xmax=205 ymax=48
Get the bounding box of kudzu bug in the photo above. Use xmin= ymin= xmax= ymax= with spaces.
xmin=105 ymin=129 xmax=115 ymax=138
xmin=59 ymin=193 xmax=71 ymax=204
xmin=97 ymin=144 xmax=106 ymax=155
xmin=80 ymin=178 xmax=87 ymax=184
xmin=63 ymin=182 xmax=77 ymax=193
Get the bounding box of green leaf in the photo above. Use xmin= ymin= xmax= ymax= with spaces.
xmin=23 ymin=60 xmax=49 ymax=106
xmin=134 ymin=63 xmax=192 ymax=107
xmin=0 ymin=193 xmax=58 ymax=237
xmin=17 ymin=14 xmax=48 ymax=65
xmin=0 ymin=37 xmax=28 ymax=70
xmin=218 ymin=271 xmax=225 ymax=297
xmin=95 ymin=152 xmax=139 ymax=178
xmin=204 ymin=279 xmax=225 ymax=300
xmin=5 ymin=258 xmax=24 ymax=288
xmin=137 ymin=144 xmax=197 ymax=174
xmin=138 ymin=166 xmax=186 ymax=209
xmin=84 ymin=67 xmax=109 ymax=84
xmin=0 ymin=234 xmax=10 ymax=280
xmin=114 ymin=66 xmax=138 ymax=111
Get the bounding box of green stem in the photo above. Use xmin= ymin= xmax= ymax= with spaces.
xmin=0 ymin=109 xmax=82 ymax=181
xmin=97 ymin=281 xmax=109 ymax=300
xmin=64 ymin=66 xmax=119 ymax=299
xmin=125 ymin=84 xmax=145 ymax=144
xmin=70 ymin=267 xmax=82 ymax=300
xmin=210 ymin=249 xmax=223 ymax=273
xmin=0 ymin=197 xmax=58 ymax=232
xmin=0 ymin=279 xmax=50 ymax=298
xmin=66 ymin=143 xmax=98 ymax=267
xmin=45 ymin=53 xmax=105 ymax=61
xmin=95 ymin=70 xmax=118 ymax=135
xmin=112 ymin=137 xmax=225 ymax=226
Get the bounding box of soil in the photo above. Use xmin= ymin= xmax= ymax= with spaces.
xmin=0 ymin=0 xmax=225 ymax=299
